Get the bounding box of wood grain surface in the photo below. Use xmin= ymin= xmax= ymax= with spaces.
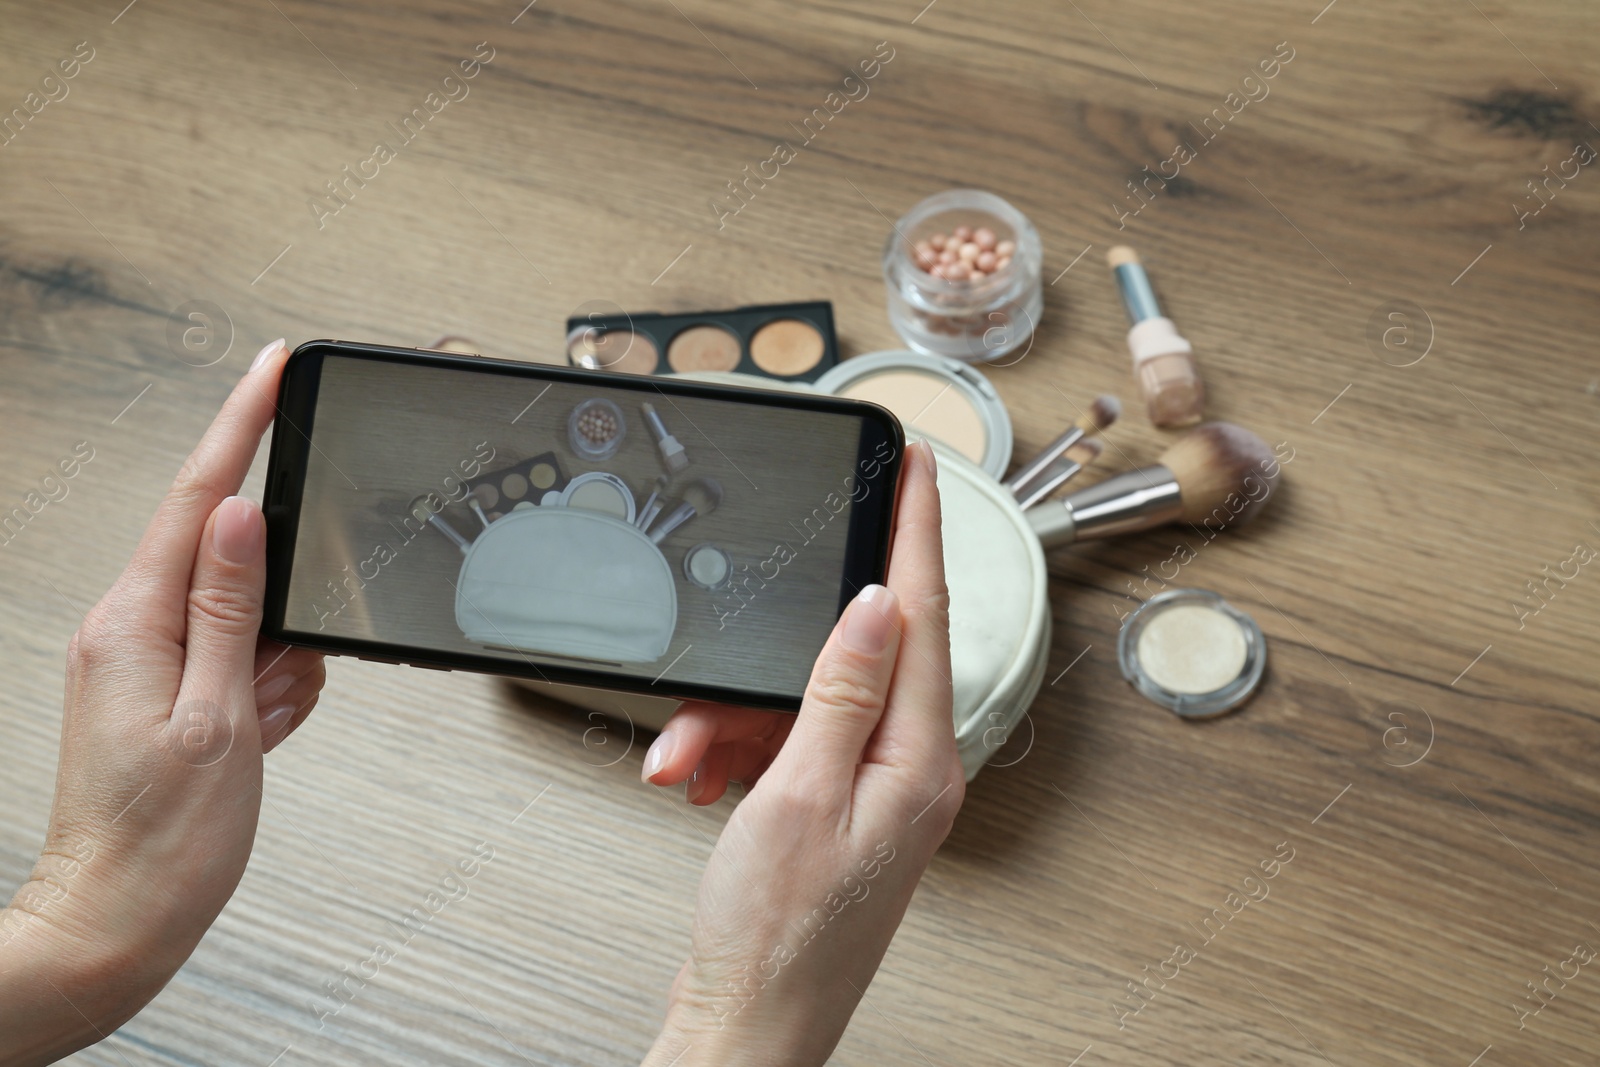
xmin=1 ymin=1 xmax=1597 ymax=1065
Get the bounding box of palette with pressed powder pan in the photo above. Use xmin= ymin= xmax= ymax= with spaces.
xmin=469 ymin=451 xmax=569 ymax=521
xmin=565 ymin=301 xmax=840 ymax=384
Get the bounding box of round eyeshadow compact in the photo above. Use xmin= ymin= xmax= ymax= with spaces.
xmin=568 ymin=398 xmax=626 ymax=460
xmin=1117 ymin=589 xmax=1266 ymax=718
xmin=568 ymin=326 xmax=660 ymax=376
xmin=814 ymin=350 xmax=1013 ymax=480
xmin=749 ymin=318 xmax=825 ymax=377
xmin=667 ymin=324 xmax=742 ymax=373
xmin=683 ymin=543 xmax=732 ymax=589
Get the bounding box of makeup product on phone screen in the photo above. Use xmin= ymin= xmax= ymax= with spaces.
xmin=881 ymin=189 xmax=1043 ymax=363
xmin=1107 ymin=246 xmax=1205 ymax=428
xmin=1026 ymin=422 xmax=1280 ymax=546
xmin=642 ymin=402 xmax=689 ymax=473
xmin=1118 ymin=589 xmax=1266 ymax=717
xmin=815 ymin=350 xmax=1013 ymax=479
xmin=264 ymin=342 xmax=902 ymax=710
xmin=566 ymin=301 xmax=840 ymax=383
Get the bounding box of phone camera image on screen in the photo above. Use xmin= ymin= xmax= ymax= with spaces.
xmin=264 ymin=345 xmax=902 ymax=709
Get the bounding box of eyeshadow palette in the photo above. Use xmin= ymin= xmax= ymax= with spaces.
xmin=469 ymin=451 xmax=570 ymax=521
xmin=565 ymin=301 xmax=840 ymax=383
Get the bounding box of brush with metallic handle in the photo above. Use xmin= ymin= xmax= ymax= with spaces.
xmin=1027 ymin=423 xmax=1279 ymax=547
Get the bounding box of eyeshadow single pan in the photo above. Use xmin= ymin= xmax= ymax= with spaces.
xmin=568 ymin=327 xmax=658 ymax=376
xmin=750 ymin=318 xmax=825 ymax=376
xmin=668 ymin=325 xmax=742 ymax=372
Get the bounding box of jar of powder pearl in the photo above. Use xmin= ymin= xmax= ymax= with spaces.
xmin=882 ymin=189 xmax=1043 ymax=364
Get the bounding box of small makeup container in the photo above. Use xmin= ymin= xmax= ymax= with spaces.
xmin=682 ymin=543 xmax=733 ymax=590
xmin=814 ymin=351 xmax=1013 ymax=480
xmin=881 ymin=189 xmax=1043 ymax=363
xmin=1117 ymin=589 xmax=1266 ymax=718
xmin=565 ymin=301 xmax=840 ymax=383
xmin=568 ymin=398 xmax=626 ymax=460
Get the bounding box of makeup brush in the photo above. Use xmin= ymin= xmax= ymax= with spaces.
xmin=410 ymin=495 xmax=472 ymax=554
xmin=1015 ymin=437 xmax=1104 ymax=509
xmin=1004 ymin=394 xmax=1121 ymax=500
xmin=649 ymin=478 xmax=723 ymax=544
xmin=467 ymin=485 xmax=494 ymax=529
xmin=636 ymin=475 xmax=668 ymax=530
xmin=1026 ymin=422 xmax=1279 ymax=548
xmin=642 ymin=403 xmax=689 ymax=473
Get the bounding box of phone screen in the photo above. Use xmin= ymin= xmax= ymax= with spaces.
xmin=263 ymin=344 xmax=902 ymax=709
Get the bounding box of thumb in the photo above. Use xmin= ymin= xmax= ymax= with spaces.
xmin=768 ymin=584 xmax=901 ymax=794
xmin=181 ymin=496 xmax=267 ymax=709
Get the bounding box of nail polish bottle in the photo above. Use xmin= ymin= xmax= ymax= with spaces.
xmin=1107 ymin=246 xmax=1205 ymax=428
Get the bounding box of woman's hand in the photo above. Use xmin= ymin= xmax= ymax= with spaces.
xmin=641 ymin=439 xmax=964 ymax=1067
xmin=0 ymin=339 xmax=326 ymax=1067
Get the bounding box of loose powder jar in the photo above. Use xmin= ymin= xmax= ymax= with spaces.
xmin=1117 ymin=589 xmax=1266 ymax=718
xmin=568 ymin=398 xmax=626 ymax=460
xmin=881 ymin=189 xmax=1043 ymax=364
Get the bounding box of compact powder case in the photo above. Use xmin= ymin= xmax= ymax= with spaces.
xmin=1117 ymin=588 xmax=1266 ymax=718
xmin=814 ymin=350 xmax=1014 ymax=481
xmin=565 ymin=301 xmax=841 ymax=383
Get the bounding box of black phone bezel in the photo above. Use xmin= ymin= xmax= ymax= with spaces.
xmin=261 ymin=340 xmax=904 ymax=712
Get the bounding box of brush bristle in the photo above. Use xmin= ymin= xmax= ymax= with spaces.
xmin=1106 ymin=245 xmax=1141 ymax=269
xmin=1159 ymin=423 xmax=1280 ymax=526
xmin=1084 ymin=394 xmax=1121 ymax=432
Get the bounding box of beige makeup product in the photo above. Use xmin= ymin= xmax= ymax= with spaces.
xmin=814 ymin=351 xmax=1013 ymax=479
xmin=568 ymin=327 xmax=660 ymax=375
xmin=1107 ymin=246 xmax=1205 ymax=428
xmin=1026 ymin=423 xmax=1279 ymax=546
xmin=750 ymin=319 xmax=826 ymax=377
xmin=668 ymin=325 xmax=742 ymax=372
xmin=1118 ymin=589 xmax=1266 ymax=717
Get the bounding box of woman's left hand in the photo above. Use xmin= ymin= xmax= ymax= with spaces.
xmin=0 ymin=339 xmax=326 ymax=1067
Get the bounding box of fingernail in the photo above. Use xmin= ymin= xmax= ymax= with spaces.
xmin=259 ymin=702 xmax=295 ymax=740
xmin=255 ymin=672 xmax=295 ymax=704
xmin=250 ymin=338 xmax=286 ymax=372
xmin=841 ymin=584 xmax=896 ymax=654
xmin=919 ymin=438 xmax=938 ymax=475
xmin=686 ymin=760 xmax=707 ymax=804
xmin=212 ymin=496 xmax=263 ymax=565
xmin=642 ymin=732 xmax=675 ymax=783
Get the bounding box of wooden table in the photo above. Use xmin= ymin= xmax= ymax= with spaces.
xmin=2 ymin=1 xmax=1596 ymax=1064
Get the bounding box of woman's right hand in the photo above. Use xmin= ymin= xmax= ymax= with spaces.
xmin=641 ymin=439 xmax=965 ymax=1067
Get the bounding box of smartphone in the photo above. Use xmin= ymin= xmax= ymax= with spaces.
xmin=261 ymin=341 xmax=904 ymax=710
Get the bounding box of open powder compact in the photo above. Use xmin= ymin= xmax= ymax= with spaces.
xmin=1117 ymin=589 xmax=1266 ymax=718
xmin=813 ymin=350 xmax=1013 ymax=480
xmin=565 ymin=301 xmax=840 ymax=383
